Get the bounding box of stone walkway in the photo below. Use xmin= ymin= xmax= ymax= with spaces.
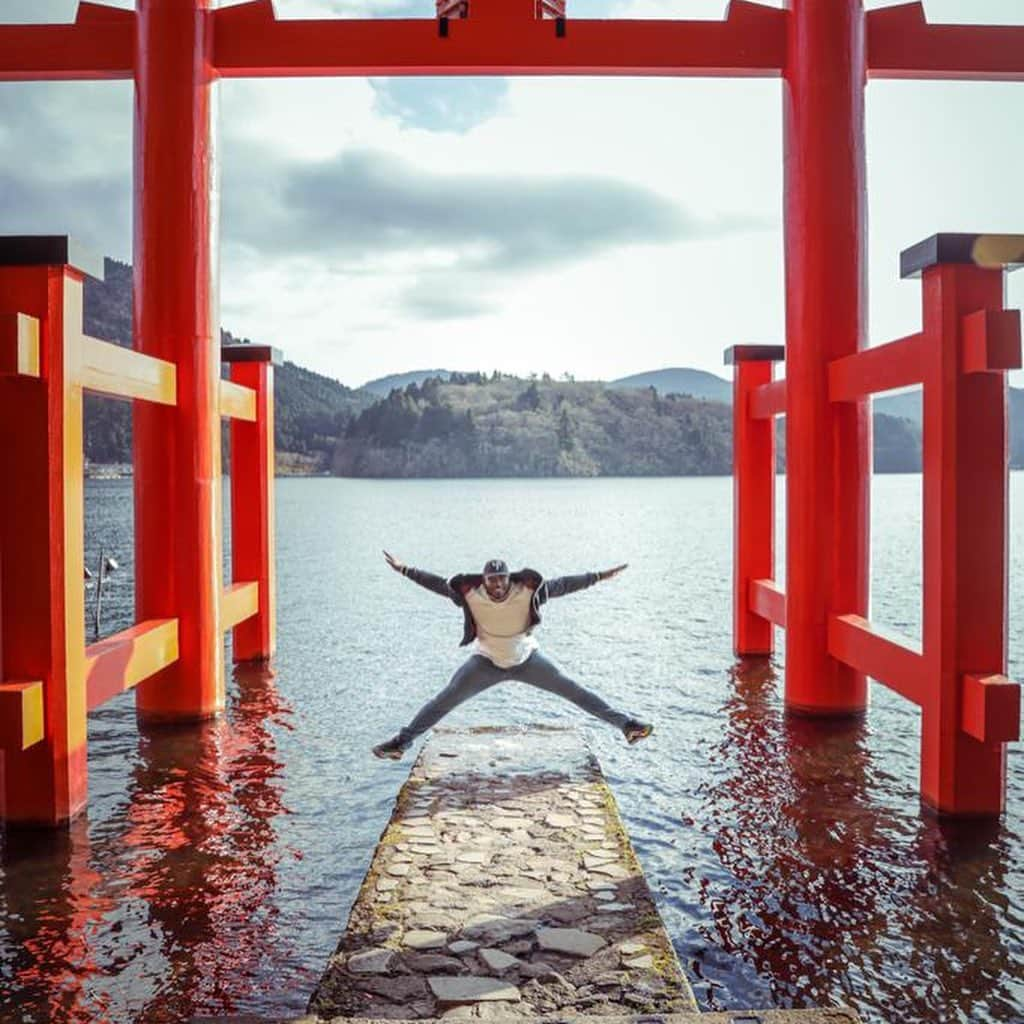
xmin=309 ymin=726 xmax=699 ymax=1020
xmin=195 ymin=1012 xmax=862 ymax=1024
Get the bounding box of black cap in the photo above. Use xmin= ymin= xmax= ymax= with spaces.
xmin=482 ymin=559 xmax=509 ymax=577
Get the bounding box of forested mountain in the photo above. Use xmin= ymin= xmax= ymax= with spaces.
xmin=335 ymin=373 xmax=734 ymax=477
xmin=80 ymin=259 xmax=1020 ymax=475
xmin=609 ymin=368 xmax=1021 ymax=467
xmin=334 ymin=372 xmax=934 ymax=477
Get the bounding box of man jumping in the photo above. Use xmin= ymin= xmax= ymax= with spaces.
xmin=372 ymin=551 xmax=654 ymax=759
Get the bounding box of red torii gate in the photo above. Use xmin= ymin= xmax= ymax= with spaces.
xmin=0 ymin=0 xmax=1022 ymax=826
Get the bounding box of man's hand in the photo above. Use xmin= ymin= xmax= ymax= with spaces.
xmin=383 ymin=550 xmax=407 ymax=575
xmin=598 ymin=563 xmax=628 ymax=582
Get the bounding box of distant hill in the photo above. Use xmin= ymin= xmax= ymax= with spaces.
xmin=873 ymin=389 xmax=922 ymax=423
xmin=360 ymin=369 xmax=455 ymax=395
xmin=873 ymin=387 xmax=1023 ymax=465
xmin=333 ymin=372 xmax=930 ymax=477
xmin=611 ymin=367 xmax=1021 ymax=470
xmin=870 ymin=387 xmax=1022 ymax=469
xmin=610 ymin=367 xmax=732 ymax=403
xmin=82 ymin=258 xmax=373 ymax=469
xmin=270 ymin=354 xmax=374 ymax=461
xmin=334 ymin=372 xmax=734 ymax=477
xmin=79 ymin=271 xmax=1022 ymax=475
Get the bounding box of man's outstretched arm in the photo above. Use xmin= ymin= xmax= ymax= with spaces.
xmin=538 ymin=563 xmax=628 ymax=603
xmin=383 ymin=550 xmax=457 ymax=601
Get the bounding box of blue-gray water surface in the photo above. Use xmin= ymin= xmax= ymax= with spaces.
xmin=1 ymin=474 xmax=1022 ymax=1024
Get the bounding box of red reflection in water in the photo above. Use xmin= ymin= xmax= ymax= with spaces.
xmin=2 ymin=820 xmax=116 ymax=1024
xmin=1 ymin=662 xmax=295 ymax=1024
xmin=121 ymin=663 xmax=294 ymax=1023
xmin=694 ymin=657 xmax=1019 ymax=1022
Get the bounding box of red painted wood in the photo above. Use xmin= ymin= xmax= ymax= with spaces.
xmin=828 ymin=332 xmax=925 ymax=403
xmin=212 ymin=0 xmax=787 ymax=78
xmin=962 ymin=309 xmax=1022 ymax=375
xmin=782 ymin=0 xmax=869 ymax=716
xmin=133 ymin=0 xmax=224 ymax=724
xmin=749 ymin=579 xmax=786 ymax=630
xmin=732 ymin=360 xmax=776 ymax=655
xmin=230 ymin=360 xmax=276 ymax=662
xmin=84 ymin=618 xmax=179 ymax=711
xmin=3 ymin=0 xmax=1024 ymax=81
xmin=0 ymin=264 xmax=88 ymax=826
xmin=921 ymin=263 xmax=1010 ymax=815
xmin=748 ymin=377 xmax=786 ymax=420
xmin=827 ymin=614 xmax=926 ymax=707
xmin=0 ymin=22 xmax=133 ymax=81
xmin=867 ymin=3 xmax=1024 ymax=82
xmin=961 ymin=674 xmax=1020 ymax=745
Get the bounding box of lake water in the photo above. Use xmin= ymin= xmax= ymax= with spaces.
xmin=1 ymin=475 xmax=1022 ymax=1024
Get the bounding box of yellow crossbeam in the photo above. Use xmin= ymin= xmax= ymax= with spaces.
xmin=0 ymin=312 xmax=40 ymax=377
xmin=79 ymin=334 xmax=176 ymax=405
xmin=0 ymin=681 xmax=44 ymax=751
xmin=219 ymin=378 xmax=257 ymax=421
xmin=85 ymin=618 xmax=180 ymax=711
xmin=222 ymin=581 xmax=259 ymax=630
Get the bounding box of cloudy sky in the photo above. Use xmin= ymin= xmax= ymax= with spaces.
xmin=1 ymin=0 xmax=1022 ymax=388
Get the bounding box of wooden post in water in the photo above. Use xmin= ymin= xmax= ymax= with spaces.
xmin=726 ymin=344 xmax=785 ymax=657
xmin=133 ymin=0 xmax=224 ymax=723
xmin=224 ymin=344 xmax=280 ymax=663
xmin=0 ymin=240 xmax=100 ymax=825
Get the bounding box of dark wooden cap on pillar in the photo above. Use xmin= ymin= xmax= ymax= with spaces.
xmin=900 ymin=233 xmax=1024 ymax=279
xmin=723 ymin=344 xmax=785 ymax=365
xmin=221 ymin=342 xmax=283 ymax=366
xmin=0 ymin=235 xmax=104 ymax=282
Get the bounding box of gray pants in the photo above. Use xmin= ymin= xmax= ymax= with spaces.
xmin=397 ymin=650 xmax=632 ymax=748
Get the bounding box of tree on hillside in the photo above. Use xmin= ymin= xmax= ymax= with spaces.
xmin=516 ymin=382 xmax=542 ymax=411
xmin=557 ymin=407 xmax=574 ymax=451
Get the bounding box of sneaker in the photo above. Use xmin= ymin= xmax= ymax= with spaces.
xmin=373 ymin=735 xmax=407 ymax=760
xmin=622 ymin=719 xmax=653 ymax=745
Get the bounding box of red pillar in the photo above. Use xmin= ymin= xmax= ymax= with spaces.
xmin=912 ymin=236 xmax=1019 ymax=814
xmin=226 ymin=346 xmax=278 ymax=663
xmin=727 ymin=344 xmax=784 ymax=657
xmin=782 ymin=0 xmax=870 ymax=715
xmin=0 ymin=239 xmax=102 ymax=825
xmin=133 ymin=0 xmax=223 ymax=723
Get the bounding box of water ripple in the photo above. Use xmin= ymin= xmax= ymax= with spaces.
xmin=0 ymin=475 xmax=1021 ymax=1024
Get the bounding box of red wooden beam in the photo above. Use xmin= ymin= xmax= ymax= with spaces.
xmin=919 ymin=251 xmax=1013 ymax=815
xmin=868 ymin=3 xmax=1024 ymax=82
xmin=961 ymin=673 xmax=1020 ymax=745
xmin=0 ymin=256 xmax=89 ymax=826
xmin=748 ymin=377 xmax=786 ymax=419
xmin=228 ymin=353 xmax=277 ymax=662
xmin=731 ymin=355 xmax=778 ymax=655
xmin=213 ymin=0 xmax=786 ymax=78
xmin=783 ymin=0 xmax=869 ymax=720
xmin=828 ymin=613 xmax=926 ymax=707
xmin=829 ymin=332 xmax=924 ymax=403
xmin=749 ymin=578 xmax=785 ymax=628
xmin=84 ymin=619 xmax=178 ymax=712
xmin=3 ymin=0 xmax=1024 ymax=83
xmin=0 ymin=3 xmax=133 ymax=82
xmin=133 ymin=0 xmax=224 ymax=726
xmin=962 ymin=309 xmax=1022 ymax=374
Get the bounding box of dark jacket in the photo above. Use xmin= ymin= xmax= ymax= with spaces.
xmin=400 ymin=565 xmax=600 ymax=647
